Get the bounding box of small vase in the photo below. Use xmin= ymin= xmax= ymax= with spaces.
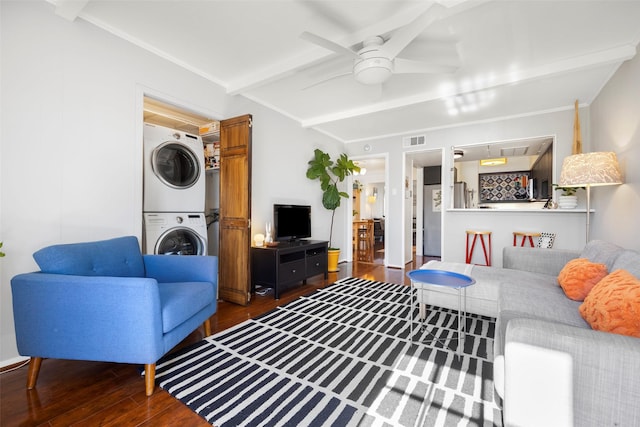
xmin=265 ymin=222 xmax=273 ymax=243
xmin=558 ymin=195 xmax=578 ymax=209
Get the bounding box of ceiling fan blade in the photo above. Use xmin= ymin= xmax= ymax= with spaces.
xmin=394 ymin=57 xmax=458 ymax=74
xmin=380 ymin=3 xmax=445 ymax=59
xmin=300 ymin=31 xmax=360 ymax=59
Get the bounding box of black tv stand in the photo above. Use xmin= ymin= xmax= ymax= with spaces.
xmin=281 ymin=239 xmax=309 ymax=246
xmin=251 ymin=240 xmax=328 ymax=299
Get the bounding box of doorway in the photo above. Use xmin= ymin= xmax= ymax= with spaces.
xmin=350 ymin=156 xmax=387 ymax=265
xmin=142 ymin=95 xmax=221 ymax=257
xmin=141 ymin=92 xmax=253 ymax=306
xmin=406 ymin=149 xmax=443 ymax=262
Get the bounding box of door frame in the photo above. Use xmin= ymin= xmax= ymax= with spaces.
xmin=136 ymin=85 xmax=223 ymax=240
xmin=346 ymin=152 xmax=389 ymax=266
xmin=403 ymin=148 xmax=444 ymax=263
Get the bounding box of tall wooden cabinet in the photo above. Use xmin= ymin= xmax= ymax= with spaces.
xmin=218 ymin=114 xmax=252 ymax=306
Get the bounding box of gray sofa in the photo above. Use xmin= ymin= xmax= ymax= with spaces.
xmin=420 ymin=240 xmax=640 ymax=427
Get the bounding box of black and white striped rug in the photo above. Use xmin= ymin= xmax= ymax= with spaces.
xmin=156 ymin=277 xmax=502 ymax=426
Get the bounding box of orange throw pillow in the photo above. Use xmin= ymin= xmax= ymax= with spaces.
xmin=579 ymin=269 xmax=640 ymax=338
xmin=557 ymin=258 xmax=608 ymax=301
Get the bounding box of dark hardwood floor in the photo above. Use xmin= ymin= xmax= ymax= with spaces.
xmin=1 ymin=255 xmax=430 ymax=426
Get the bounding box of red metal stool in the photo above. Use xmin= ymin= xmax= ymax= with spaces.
xmin=513 ymin=231 xmax=541 ymax=247
xmin=465 ymin=230 xmax=492 ymax=266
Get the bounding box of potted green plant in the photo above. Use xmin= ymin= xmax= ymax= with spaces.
xmin=306 ymin=148 xmax=360 ymax=271
xmin=553 ymin=184 xmax=582 ymax=209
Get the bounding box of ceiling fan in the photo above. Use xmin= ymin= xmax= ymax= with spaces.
xmin=300 ymin=4 xmax=459 ymax=87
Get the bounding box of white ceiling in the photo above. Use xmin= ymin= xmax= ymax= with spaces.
xmin=53 ymin=0 xmax=640 ymax=145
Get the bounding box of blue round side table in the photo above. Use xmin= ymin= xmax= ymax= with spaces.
xmin=406 ymin=269 xmax=476 ymax=356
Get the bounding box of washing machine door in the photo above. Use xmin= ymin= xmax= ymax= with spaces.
xmin=156 ymin=227 xmax=206 ymax=255
xmin=151 ymin=142 xmax=201 ymax=189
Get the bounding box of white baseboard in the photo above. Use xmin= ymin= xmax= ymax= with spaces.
xmin=1 ymin=356 xmax=29 ymax=370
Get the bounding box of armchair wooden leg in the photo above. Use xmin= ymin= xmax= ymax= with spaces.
xmin=26 ymin=357 xmax=43 ymax=390
xmin=145 ymin=364 xmax=155 ymax=396
xmin=203 ymin=318 xmax=212 ymax=337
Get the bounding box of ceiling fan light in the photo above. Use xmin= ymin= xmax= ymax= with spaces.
xmin=354 ymin=58 xmax=393 ymax=85
xmin=480 ymin=157 xmax=507 ymax=166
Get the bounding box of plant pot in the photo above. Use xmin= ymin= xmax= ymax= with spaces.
xmin=327 ymin=248 xmax=340 ymax=272
xmin=558 ymin=195 xmax=578 ymax=209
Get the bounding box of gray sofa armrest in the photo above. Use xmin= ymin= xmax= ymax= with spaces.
xmin=501 ymin=318 xmax=640 ymax=427
xmin=502 ymin=247 xmax=579 ymax=276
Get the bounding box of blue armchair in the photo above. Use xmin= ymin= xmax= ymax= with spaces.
xmin=10 ymin=236 xmax=217 ymax=396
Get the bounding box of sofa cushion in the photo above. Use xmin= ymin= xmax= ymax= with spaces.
xmin=500 ymin=278 xmax=587 ymax=328
xmin=579 ymin=269 xmax=640 ymax=338
xmin=495 ymin=280 xmax=588 ymax=357
xmin=158 ymin=282 xmax=215 ymax=333
xmin=557 ymin=258 xmax=608 ymax=301
xmin=611 ymin=250 xmax=640 ymax=279
xmin=33 ymin=236 xmax=145 ymax=278
xmin=580 ymin=240 xmax=625 ymax=271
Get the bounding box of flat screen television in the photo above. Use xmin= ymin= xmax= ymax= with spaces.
xmin=273 ymin=204 xmax=311 ymax=241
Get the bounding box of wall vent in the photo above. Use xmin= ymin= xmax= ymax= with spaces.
xmin=500 ymin=146 xmax=529 ymax=157
xmin=402 ymin=135 xmax=426 ymax=147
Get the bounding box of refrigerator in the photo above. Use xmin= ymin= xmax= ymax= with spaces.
xmin=453 ymin=181 xmax=467 ymax=209
xmin=423 ymin=184 xmax=442 ymax=256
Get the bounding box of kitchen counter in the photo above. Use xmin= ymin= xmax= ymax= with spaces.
xmin=443 ymin=208 xmax=589 ymax=266
xmin=448 ymin=208 xmax=593 ymax=213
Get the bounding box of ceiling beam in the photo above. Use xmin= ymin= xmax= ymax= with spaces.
xmin=300 ymin=44 xmax=637 ymax=127
xmin=225 ymin=49 xmax=336 ymax=96
xmin=54 ymin=0 xmax=90 ymax=21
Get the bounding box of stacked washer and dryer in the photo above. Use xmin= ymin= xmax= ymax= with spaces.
xmin=143 ymin=123 xmax=208 ymax=255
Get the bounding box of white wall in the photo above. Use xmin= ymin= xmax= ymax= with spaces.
xmin=0 ymin=1 xmax=345 ymax=366
xmin=347 ymin=107 xmax=589 ymax=267
xmin=589 ymin=46 xmax=640 ymax=251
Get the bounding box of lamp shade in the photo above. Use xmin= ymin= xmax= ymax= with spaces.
xmin=559 ymin=152 xmax=622 ymax=187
